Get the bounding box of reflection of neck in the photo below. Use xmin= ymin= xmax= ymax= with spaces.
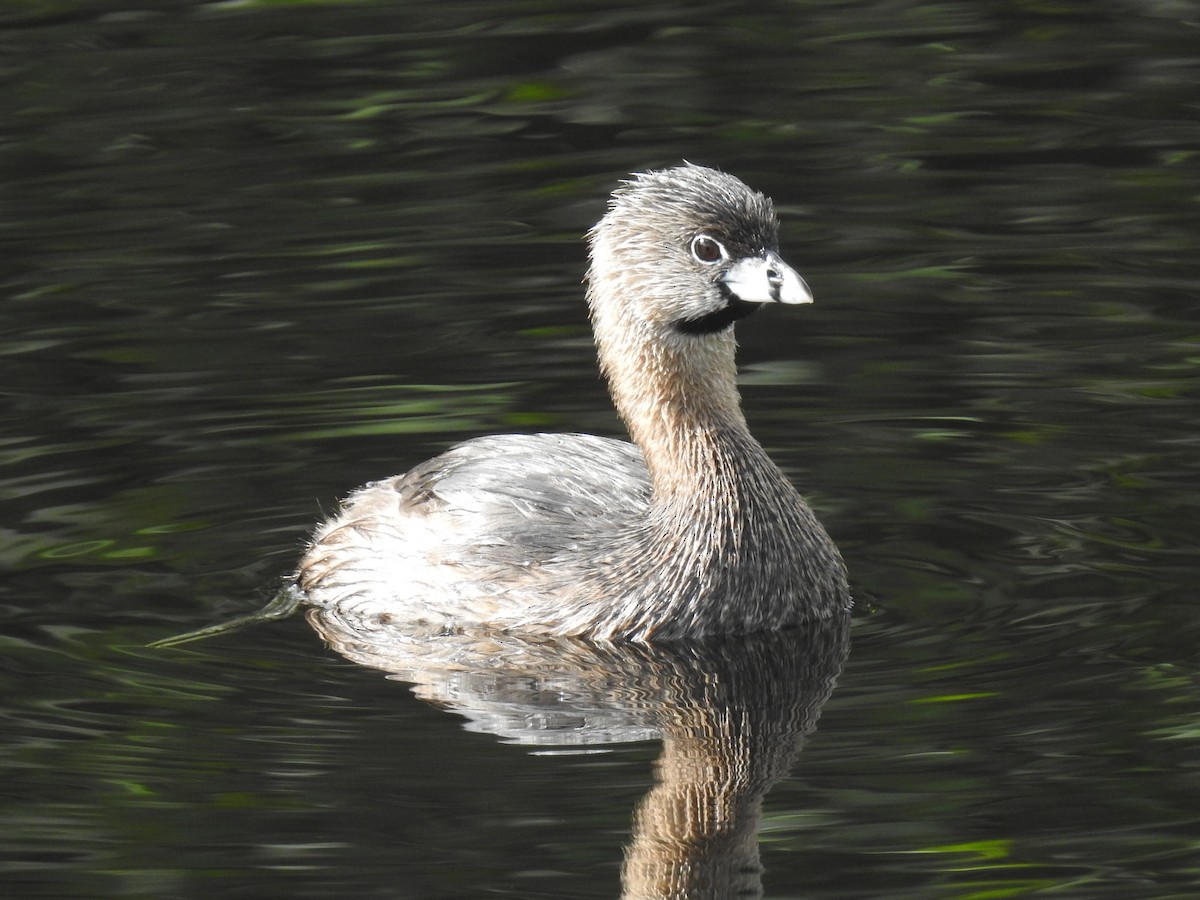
xmin=621 ymin=727 xmax=801 ymax=900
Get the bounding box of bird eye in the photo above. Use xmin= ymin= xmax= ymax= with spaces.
xmin=690 ymin=235 xmax=726 ymax=264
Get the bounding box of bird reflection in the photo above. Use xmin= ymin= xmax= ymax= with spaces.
xmin=309 ymin=605 xmax=850 ymax=899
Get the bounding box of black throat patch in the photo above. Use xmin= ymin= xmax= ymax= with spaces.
xmin=674 ymin=286 xmax=759 ymax=335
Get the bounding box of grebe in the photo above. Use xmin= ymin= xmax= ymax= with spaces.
xmin=297 ymin=164 xmax=848 ymax=641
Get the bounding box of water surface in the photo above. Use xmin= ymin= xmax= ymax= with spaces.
xmin=2 ymin=1 xmax=1198 ymax=897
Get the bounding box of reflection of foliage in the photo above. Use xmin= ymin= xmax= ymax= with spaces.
xmin=3 ymin=379 xmax=531 ymax=571
xmin=277 ymin=381 xmax=523 ymax=441
xmin=3 ymin=0 xmax=1199 ymax=896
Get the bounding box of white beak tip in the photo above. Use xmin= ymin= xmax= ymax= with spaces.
xmin=722 ymin=253 xmax=813 ymax=306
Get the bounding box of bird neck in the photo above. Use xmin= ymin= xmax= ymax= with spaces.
xmin=599 ymin=324 xmax=764 ymax=497
xmin=584 ymin=259 xmax=776 ymax=508
xmin=580 ymin=281 xmax=842 ymax=641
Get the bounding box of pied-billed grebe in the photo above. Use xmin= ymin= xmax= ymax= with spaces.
xmin=298 ymin=164 xmax=849 ymax=641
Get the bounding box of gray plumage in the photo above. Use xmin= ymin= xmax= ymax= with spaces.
xmin=297 ymin=164 xmax=850 ymax=641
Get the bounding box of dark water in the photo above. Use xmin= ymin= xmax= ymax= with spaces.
xmin=3 ymin=0 xmax=1199 ymax=897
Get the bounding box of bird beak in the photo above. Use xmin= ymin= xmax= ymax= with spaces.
xmin=721 ymin=250 xmax=813 ymax=305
